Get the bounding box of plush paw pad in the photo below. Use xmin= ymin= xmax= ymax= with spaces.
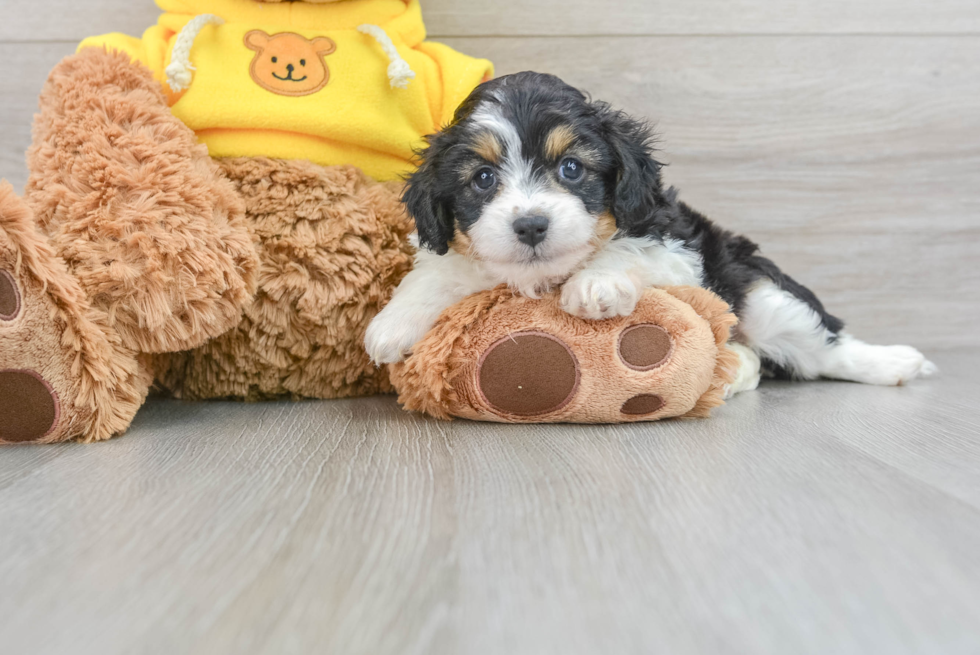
xmin=0 ymin=370 xmax=60 ymax=443
xmin=618 ymin=324 xmax=673 ymax=371
xmin=621 ymin=394 xmax=666 ymax=416
xmin=0 ymin=269 xmax=20 ymax=321
xmin=477 ymin=332 xmax=580 ymax=417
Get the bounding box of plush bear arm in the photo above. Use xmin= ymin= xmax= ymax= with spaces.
xmin=25 ymin=48 xmax=259 ymax=354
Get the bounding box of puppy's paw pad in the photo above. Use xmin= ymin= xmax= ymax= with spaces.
xmin=560 ymin=272 xmax=638 ymax=320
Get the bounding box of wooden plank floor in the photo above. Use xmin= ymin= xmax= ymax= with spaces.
xmin=1 ymin=351 xmax=978 ymax=654
xmin=2 ymin=1 xmax=979 ymax=653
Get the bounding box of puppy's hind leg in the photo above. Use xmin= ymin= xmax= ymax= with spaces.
xmin=736 ymin=279 xmax=936 ymax=386
xmin=724 ymin=342 xmax=762 ymax=399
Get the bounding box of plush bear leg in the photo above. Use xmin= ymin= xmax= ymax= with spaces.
xmin=0 ymin=183 xmax=152 ymax=444
xmin=389 ymin=286 xmax=741 ymax=424
xmin=25 ymin=48 xmax=258 ymax=354
xmin=153 ymin=159 xmax=415 ymax=400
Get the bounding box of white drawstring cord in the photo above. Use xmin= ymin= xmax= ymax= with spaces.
xmin=165 ymin=17 xmax=415 ymax=92
xmin=165 ymin=14 xmax=225 ymax=92
xmin=357 ymin=24 xmax=416 ymax=89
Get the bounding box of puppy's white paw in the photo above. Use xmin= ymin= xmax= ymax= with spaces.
xmin=723 ymin=343 xmax=762 ymax=399
xmin=846 ymin=343 xmax=936 ymax=386
xmin=364 ymin=310 xmax=428 ymax=365
xmin=560 ymin=271 xmax=639 ymax=320
xmin=919 ymin=358 xmax=939 ymax=378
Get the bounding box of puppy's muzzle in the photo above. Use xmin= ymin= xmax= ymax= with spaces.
xmin=513 ymin=215 xmax=550 ymax=248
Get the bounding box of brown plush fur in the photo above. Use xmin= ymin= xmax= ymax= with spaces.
xmin=153 ymin=158 xmax=414 ymax=400
xmin=1 ymin=48 xmax=415 ymax=443
xmin=26 ymin=48 xmax=259 ymax=355
xmin=389 ymin=286 xmax=738 ymax=423
xmin=662 ymin=286 xmax=741 ymax=418
xmin=0 ymin=183 xmax=151 ymax=444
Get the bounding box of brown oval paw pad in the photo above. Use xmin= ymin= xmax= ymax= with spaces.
xmin=621 ymin=394 xmax=666 ymax=416
xmin=0 ymin=269 xmax=21 ymax=321
xmin=618 ymin=324 xmax=673 ymax=370
xmin=0 ymin=370 xmax=61 ymax=443
xmin=477 ymin=331 xmax=580 ymax=417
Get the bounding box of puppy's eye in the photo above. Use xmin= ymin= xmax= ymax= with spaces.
xmin=559 ymin=158 xmax=584 ymax=182
xmin=271 ymin=56 xmax=278 ymax=63
xmin=300 ymin=59 xmax=306 ymax=66
xmin=472 ymin=167 xmax=497 ymax=192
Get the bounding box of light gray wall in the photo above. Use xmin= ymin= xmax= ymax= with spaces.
xmin=2 ymin=0 xmax=977 ymax=348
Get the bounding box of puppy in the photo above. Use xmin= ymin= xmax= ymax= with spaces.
xmin=365 ymin=72 xmax=935 ymax=394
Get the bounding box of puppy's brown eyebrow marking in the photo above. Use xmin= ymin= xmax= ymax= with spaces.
xmin=451 ymin=226 xmax=477 ymax=257
xmin=573 ymin=147 xmax=602 ymax=168
xmin=472 ymin=131 xmax=503 ymax=164
xmin=594 ymin=211 xmax=619 ymax=244
xmin=545 ymin=125 xmax=576 ymax=160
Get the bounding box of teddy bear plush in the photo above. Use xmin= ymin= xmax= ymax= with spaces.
xmin=0 ymin=0 xmax=492 ymax=443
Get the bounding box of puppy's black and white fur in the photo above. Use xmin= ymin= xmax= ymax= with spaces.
xmin=366 ymin=72 xmax=934 ymax=393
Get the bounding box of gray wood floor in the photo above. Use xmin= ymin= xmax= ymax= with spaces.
xmin=2 ymin=351 xmax=978 ymax=654
xmin=2 ymin=1 xmax=979 ymax=653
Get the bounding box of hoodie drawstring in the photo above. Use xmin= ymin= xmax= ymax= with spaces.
xmin=357 ymin=24 xmax=416 ymax=89
xmin=166 ymin=14 xmax=225 ymax=92
xmin=165 ymin=15 xmax=416 ymax=93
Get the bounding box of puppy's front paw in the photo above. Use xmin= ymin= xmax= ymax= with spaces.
xmin=364 ymin=311 xmax=427 ymax=365
xmin=560 ymin=271 xmax=639 ymax=320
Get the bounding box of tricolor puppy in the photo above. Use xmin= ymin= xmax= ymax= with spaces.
xmin=365 ymin=72 xmax=934 ymax=393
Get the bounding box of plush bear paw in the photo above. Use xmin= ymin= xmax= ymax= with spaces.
xmin=390 ymin=285 xmax=741 ymax=423
xmin=0 ymin=183 xmax=150 ymax=444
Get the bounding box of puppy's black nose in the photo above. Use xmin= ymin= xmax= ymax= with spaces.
xmin=513 ymin=215 xmax=549 ymax=247
xmin=286 ymin=63 xmax=295 ymax=73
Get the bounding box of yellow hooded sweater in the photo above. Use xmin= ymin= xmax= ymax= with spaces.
xmin=79 ymin=0 xmax=493 ymax=180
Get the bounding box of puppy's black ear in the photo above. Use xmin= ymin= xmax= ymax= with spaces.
xmin=597 ymin=104 xmax=666 ymax=238
xmin=402 ymin=133 xmax=455 ymax=256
